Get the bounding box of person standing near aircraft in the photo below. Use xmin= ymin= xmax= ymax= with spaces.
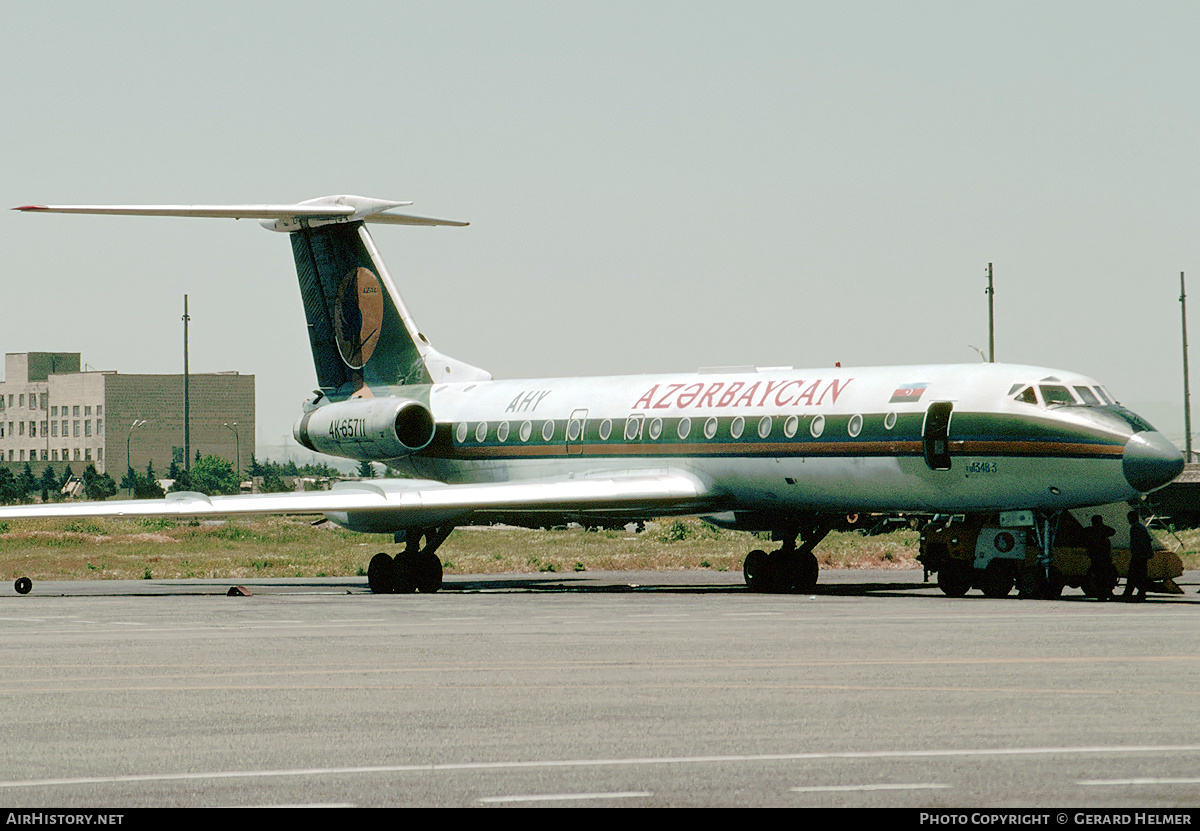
xmin=1122 ymin=511 xmax=1153 ymax=602
xmin=1083 ymin=514 xmax=1117 ymax=600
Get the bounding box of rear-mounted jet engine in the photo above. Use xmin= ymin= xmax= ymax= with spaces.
xmin=294 ymin=398 xmax=435 ymax=461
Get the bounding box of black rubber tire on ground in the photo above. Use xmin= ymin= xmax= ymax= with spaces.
xmin=979 ymin=561 xmax=1015 ymax=598
xmin=937 ymin=562 xmax=973 ymax=597
xmin=1044 ymin=566 xmax=1066 ymax=598
xmin=414 ymin=551 xmax=443 ymax=594
xmin=767 ymin=550 xmax=801 ymax=593
xmin=14 ymin=576 xmax=32 ymax=595
xmin=392 ymin=555 xmax=418 ymax=594
xmin=798 ymin=551 xmax=819 ymax=591
xmin=743 ymin=549 xmax=771 ymax=592
xmin=367 ymin=552 xmax=396 ymax=594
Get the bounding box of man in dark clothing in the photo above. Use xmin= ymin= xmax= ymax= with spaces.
xmin=1083 ymin=514 xmax=1117 ymax=600
xmin=1122 ymin=511 xmax=1153 ymax=602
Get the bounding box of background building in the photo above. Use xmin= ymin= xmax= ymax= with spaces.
xmin=0 ymin=352 xmax=254 ymax=478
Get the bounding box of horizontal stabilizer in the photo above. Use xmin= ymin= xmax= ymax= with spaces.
xmin=13 ymin=195 xmax=468 ymax=231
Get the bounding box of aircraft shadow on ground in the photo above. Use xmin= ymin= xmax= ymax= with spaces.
xmin=8 ymin=575 xmax=1195 ymax=601
xmin=443 ymin=576 xmax=934 ymax=597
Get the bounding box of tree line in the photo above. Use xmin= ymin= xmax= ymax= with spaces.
xmin=0 ymin=454 xmax=348 ymax=504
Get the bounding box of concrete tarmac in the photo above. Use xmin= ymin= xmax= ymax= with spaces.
xmin=1 ymin=569 xmax=1198 ymax=808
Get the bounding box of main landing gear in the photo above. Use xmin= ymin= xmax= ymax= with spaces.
xmin=743 ymin=523 xmax=830 ymax=593
xmin=367 ymin=526 xmax=452 ymax=594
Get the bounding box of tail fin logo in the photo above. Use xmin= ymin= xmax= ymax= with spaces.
xmin=335 ymin=267 xmax=384 ymax=369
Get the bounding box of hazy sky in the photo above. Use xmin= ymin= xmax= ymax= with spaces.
xmin=3 ymin=2 xmax=1198 ymax=456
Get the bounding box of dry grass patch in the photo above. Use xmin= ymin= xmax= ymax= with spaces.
xmin=5 ymin=514 xmax=1191 ymax=584
xmin=0 ymin=515 xmax=930 ymax=582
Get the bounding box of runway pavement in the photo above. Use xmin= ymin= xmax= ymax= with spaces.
xmin=1 ymin=569 xmax=1198 ymax=808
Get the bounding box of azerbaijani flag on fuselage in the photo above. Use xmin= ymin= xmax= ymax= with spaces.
xmin=889 ymin=382 xmax=929 ymax=404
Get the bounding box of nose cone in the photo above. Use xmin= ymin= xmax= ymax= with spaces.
xmin=1123 ymin=431 xmax=1185 ymax=492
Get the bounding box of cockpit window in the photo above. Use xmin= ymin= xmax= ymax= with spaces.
xmin=1039 ymin=385 xmax=1076 ymax=406
xmin=1013 ymin=385 xmax=1038 ymax=405
xmin=1012 ymin=381 xmax=1124 ymax=410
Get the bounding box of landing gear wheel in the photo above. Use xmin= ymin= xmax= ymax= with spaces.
xmin=768 ymin=550 xmax=801 ymax=593
xmin=937 ymin=562 xmax=972 ymax=597
xmin=392 ymin=555 xmax=417 ymax=594
xmin=14 ymin=576 xmax=32 ymax=595
xmin=367 ymin=553 xmax=396 ymax=594
xmin=743 ymin=550 xmax=770 ymax=592
xmin=1044 ymin=566 xmax=1065 ymax=599
xmin=1018 ymin=566 xmax=1065 ymax=599
xmin=414 ymin=551 xmax=443 ymax=594
xmin=798 ymin=551 xmax=819 ymax=591
xmin=979 ymin=561 xmax=1015 ymax=598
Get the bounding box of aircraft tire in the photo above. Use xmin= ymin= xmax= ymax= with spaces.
xmin=414 ymin=551 xmax=443 ymax=594
xmin=743 ymin=550 xmax=771 ymax=592
xmin=14 ymin=576 xmax=32 ymax=595
xmin=1044 ymin=567 xmax=1066 ymax=598
xmin=979 ymin=561 xmax=1015 ymax=598
xmin=767 ymin=550 xmax=800 ymax=593
xmin=1017 ymin=566 xmax=1065 ymax=600
xmin=367 ymin=553 xmax=396 ymax=594
xmin=393 ymin=555 xmax=418 ymax=594
xmin=937 ymin=562 xmax=972 ymax=597
xmin=798 ymin=552 xmax=819 ymax=591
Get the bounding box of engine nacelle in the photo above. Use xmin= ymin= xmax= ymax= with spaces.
xmin=293 ymin=397 xmax=436 ymax=461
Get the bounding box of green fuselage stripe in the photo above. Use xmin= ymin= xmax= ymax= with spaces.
xmin=419 ymin=412 xmax=1126 ymax=462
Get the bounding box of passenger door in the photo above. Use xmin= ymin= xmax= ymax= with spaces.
xmin=922 ymin=402 xmax=953 ymax=471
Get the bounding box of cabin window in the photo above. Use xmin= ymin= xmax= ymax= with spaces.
xmin=497 ymin=421 xmax=510 ymax=442
xmin=730 ymin=416 xmax=745 ymax=439
xmin=704 ymin=417 xmax=718 ymax=439
xmin=475 ymin=422 xmax=488 ymax=442
xmin=567 ymin=419 xmax=582 ymax=441
xmin=1039 ymin=385 xmax=1076 ymax=406
xmin=784 ymin=415 xmax=799 ymax=437
xmin=848 ymin=413 xmax=863 ymax=437
xmin=810 ymin=415 xmax=825 ymax=438
xmin=757 ymin=416 xmax=772 ymax=438
xmin=884 ymin=411 xmax=897 ymax=430
xmin=520 ymin=421 xmax=532 ymax=442
xmin=455 ymin=422 xmax=468 ymax=443
xmin=598 ymin=419 xmax=612 ymax=440
xmin=677 ymin=417 xmax=691 ymax=440
xmin=624 ymin=417 xmax=641 ymax=441
xmin=541 ymin=421 xmax=555 ymax=441
xmin=647 ymin=418 xmax=662 ymax=440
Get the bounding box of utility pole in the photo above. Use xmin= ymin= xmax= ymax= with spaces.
xmin=1182 ymin=273 xmax=1192 ymax=463
xmin=985 ymin=262 xmax=995 ymax=363
xmin=183 ymin=294 xmax=191 ymax=472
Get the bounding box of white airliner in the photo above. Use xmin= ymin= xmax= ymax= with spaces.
xmin=3 ymin=195 xmax=1185 ymax=596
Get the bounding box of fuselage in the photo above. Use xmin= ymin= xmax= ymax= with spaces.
xmin=324 ymin=361 xmax=1182 ymax=521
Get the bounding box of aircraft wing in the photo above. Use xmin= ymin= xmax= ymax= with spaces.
xmin=0 ymin=470 xmax=717 ymax=526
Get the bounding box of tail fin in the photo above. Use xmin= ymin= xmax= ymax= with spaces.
xmin=14 ymin=195 xmax=491 ymax=398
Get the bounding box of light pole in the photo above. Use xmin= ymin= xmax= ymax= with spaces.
xmin=223 ymin=421 xmax=240 ymax=478
xmin=126 ymin=419 xmax=147 ymax=496
xmin=984 ymin=262 xmax=995 ymax=362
